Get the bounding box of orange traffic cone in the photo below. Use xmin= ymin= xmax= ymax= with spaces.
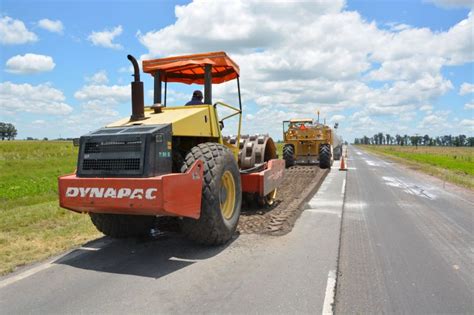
xmin=339 ymin=155 xmax=347 ymax=171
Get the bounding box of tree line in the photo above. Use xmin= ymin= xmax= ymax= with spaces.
xmin=354 ymin=133 xmax=474 ymax=147
xmin=0 ymin=122 xmax=17 ymax=140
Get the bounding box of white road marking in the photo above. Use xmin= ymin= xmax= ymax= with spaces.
xmin=79 ymin=246 xmax=101 ymax=251
xmin=0 ymin=261 xmax=54 ymax=289
xmin=169 ymin=257 xmax=199 ymax=263
xmin=0 ymin=239 xmax=113 ymax=289
xmin=382 ymin=176 xmax=437 ymax=199
xmin=341 ymin=179 xmax=346 ymax=196
xmin=322 ymin=270 xmax=337 ymax=315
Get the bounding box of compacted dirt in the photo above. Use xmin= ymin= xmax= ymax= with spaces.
xmin=154 ymin=165 xmax=328 ymax=237
xmin=237 ymin=165 xmax=328 ymax=235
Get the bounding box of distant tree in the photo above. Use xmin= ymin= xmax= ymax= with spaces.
xmin=0 ymin=122 xmax=17 ymax=140
xmin=43 ymin=137 xmax=49 ymax=141
xmin=26 ymin=137 xmax=34 ymax=140
xmin=423 ymin=134 xmax=430 ymax=146
xmin=6 ymin=123 xmax=17 ymax=140
xmin=395 ymin=134 xmax=401 ymax=145
xmin=0 ymin=122 xmax=6 ymax=140
xmin=468 ymin=137 xmax=474 ymax=147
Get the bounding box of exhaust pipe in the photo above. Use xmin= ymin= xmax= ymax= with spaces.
xmin=127 ymin=55 xmax=145 ymax=121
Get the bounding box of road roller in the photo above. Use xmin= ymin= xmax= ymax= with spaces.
xmin=58 ymin=52 xmax=285 ymax=245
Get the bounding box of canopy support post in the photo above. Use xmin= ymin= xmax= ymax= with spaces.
xmin=153 ymin=71 xmax=162 ymax=105
xmin=237 ymin=76 xmax=242 ymax=112
xmin=164 ymin=81 xmax=167 ymax=107
xmin=204 ymin=64 xmax=212 ymax=105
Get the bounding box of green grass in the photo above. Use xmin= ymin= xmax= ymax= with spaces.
xmin=0 ymin=141 xmax=100 ymax=275
xmin=276 ymin=142 xmax=283 ymax=158
xmin=358 ymin=145 xmax=474 ymax=189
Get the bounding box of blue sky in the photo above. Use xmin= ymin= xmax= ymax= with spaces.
xmin=1 ymin=0 xmax=473 ymax=141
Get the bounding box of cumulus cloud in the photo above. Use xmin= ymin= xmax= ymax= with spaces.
xmin=86 ymin=70 xmax=109 ymax=84
xmin=5 ymin=53 xmax=55 ymax=74
xmin=459 ymin=82 xmax=474 ymax=95
xmin=424 ymin=0 xmax=474 ymax=9
xmin=74 ymin=84 xmax=129 ymax=104
xmin=87 ymin=25 xmax=123 ymax=49
xmin=0 ymin=82 xmax=73 ymax=115
xmin=464 ymin=102 xmax=474 ymax=109
xmin=330 ymin=114 xmax=346 ymax=122
xmin=38 ymin=19 xmax=64 ymax=33
xmin=420 ymin=104 xmax=433 ymax=112
xmin=459 ymin=119 xmax=474 ymax=131
xmin=135 ymin=1 xmax=473 ymax=139
xmin=0 ymin=16 xmax=38 ymax=45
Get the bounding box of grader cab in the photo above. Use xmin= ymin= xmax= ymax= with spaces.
xmin=282 ymin=119 xmax=342 ymax=169
xmin=58 ymin=52 xmax=284 ymax=245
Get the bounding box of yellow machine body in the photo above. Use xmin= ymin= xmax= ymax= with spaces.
xmin=107 ymin=104 xmax=241 ymax=160
xmin=108 ymin=105 xmax=221 ymax=138
xmin=283 ymin=119 xmax=333 ymax=164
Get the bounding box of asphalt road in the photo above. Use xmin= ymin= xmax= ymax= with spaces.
xmin=336 ymin=146 xmax=474 ymax=314
xmin=0 ymin=164 xmax=347 ymax=314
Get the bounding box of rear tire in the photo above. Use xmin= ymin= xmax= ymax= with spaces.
xmin=89 ymin=213 xmax=155 ymax=238
xmin=181 ymin=143 xmax=241 ymax=245
xmin=283 ymin=144 xmax=295 ymax=168
xmin=319 ymin=144 xmax=331 ymax=169
xmin=333 ymin=146 xmax=342 ymax=161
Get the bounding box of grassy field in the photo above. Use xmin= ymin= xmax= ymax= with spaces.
xmin=0 ymin=141 xmax=100 ymax=275
xmin=276 ymin=142 xmax=283 ymax=157
xmin=358 ymin=145 xmax=474 ymax=189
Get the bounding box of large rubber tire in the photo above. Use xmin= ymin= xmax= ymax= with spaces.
xmin=89 ymin=213 xmax=155 ymax=238
xmin=283 ymin=144 xmax=295 ymax=168
xmin=319 ymin=144 xmax=332 ymax=169
xmin=333 ymin=146 xmax=342 ymax=161
xmin=181 ymin=143 xmax=241 ymax=245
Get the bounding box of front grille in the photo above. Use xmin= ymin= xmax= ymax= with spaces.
xmin=84 ymin=140 xmax=142 ymax=154
xmin=83 ymin=158 xmax=140 ymax=170
xmin=77 ymin=124 xmax=172 ymax=177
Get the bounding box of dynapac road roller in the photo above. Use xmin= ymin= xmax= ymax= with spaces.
xmin=58 ymin=52 xmax=284 ymax=245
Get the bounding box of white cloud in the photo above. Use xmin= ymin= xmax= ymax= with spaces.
xmin=135 ymin=1 xmax=473 ymax=140
xmin=424 ymin=0 xmax=474 ymax=9
xmin=38 ymin=19 xmax=63 ymax=33
xmin=0 ymin=16 xmax=38 ymax=45
xmin=74 ymin=84 xmax=129 ymax=104
xmin=459 ymin=119 xmax=474 ymax=130
xmin=87 ymin=25 xmax=123 ymax=49
xmin=60 ymin=82 xmax=131 ymax=136
xmin=86 ymin=70 xmax=109 ymax=84
xmin=459 ymin=82 xmax=474 ymax=95
xmin=418 ymin=112 xmax=451 ymax=129
xmin=0 ymin=82 xmax=73 ymax=115
xmin=5 ymin=53 xmax=55 ymax=74
xmin=330 ymin=114 xmax=345 ymax=122
xmin=420 ymin=104 xmax=433 ymax=112
xmin=464 ymin=102 xmax=474 ymax=109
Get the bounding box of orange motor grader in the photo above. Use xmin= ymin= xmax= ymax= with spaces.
xmin=58 ymin=52 xmax=284 ymax=245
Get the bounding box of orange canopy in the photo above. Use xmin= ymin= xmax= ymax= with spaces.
xmin=142 ymin=51 xmax=240 ymax=85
